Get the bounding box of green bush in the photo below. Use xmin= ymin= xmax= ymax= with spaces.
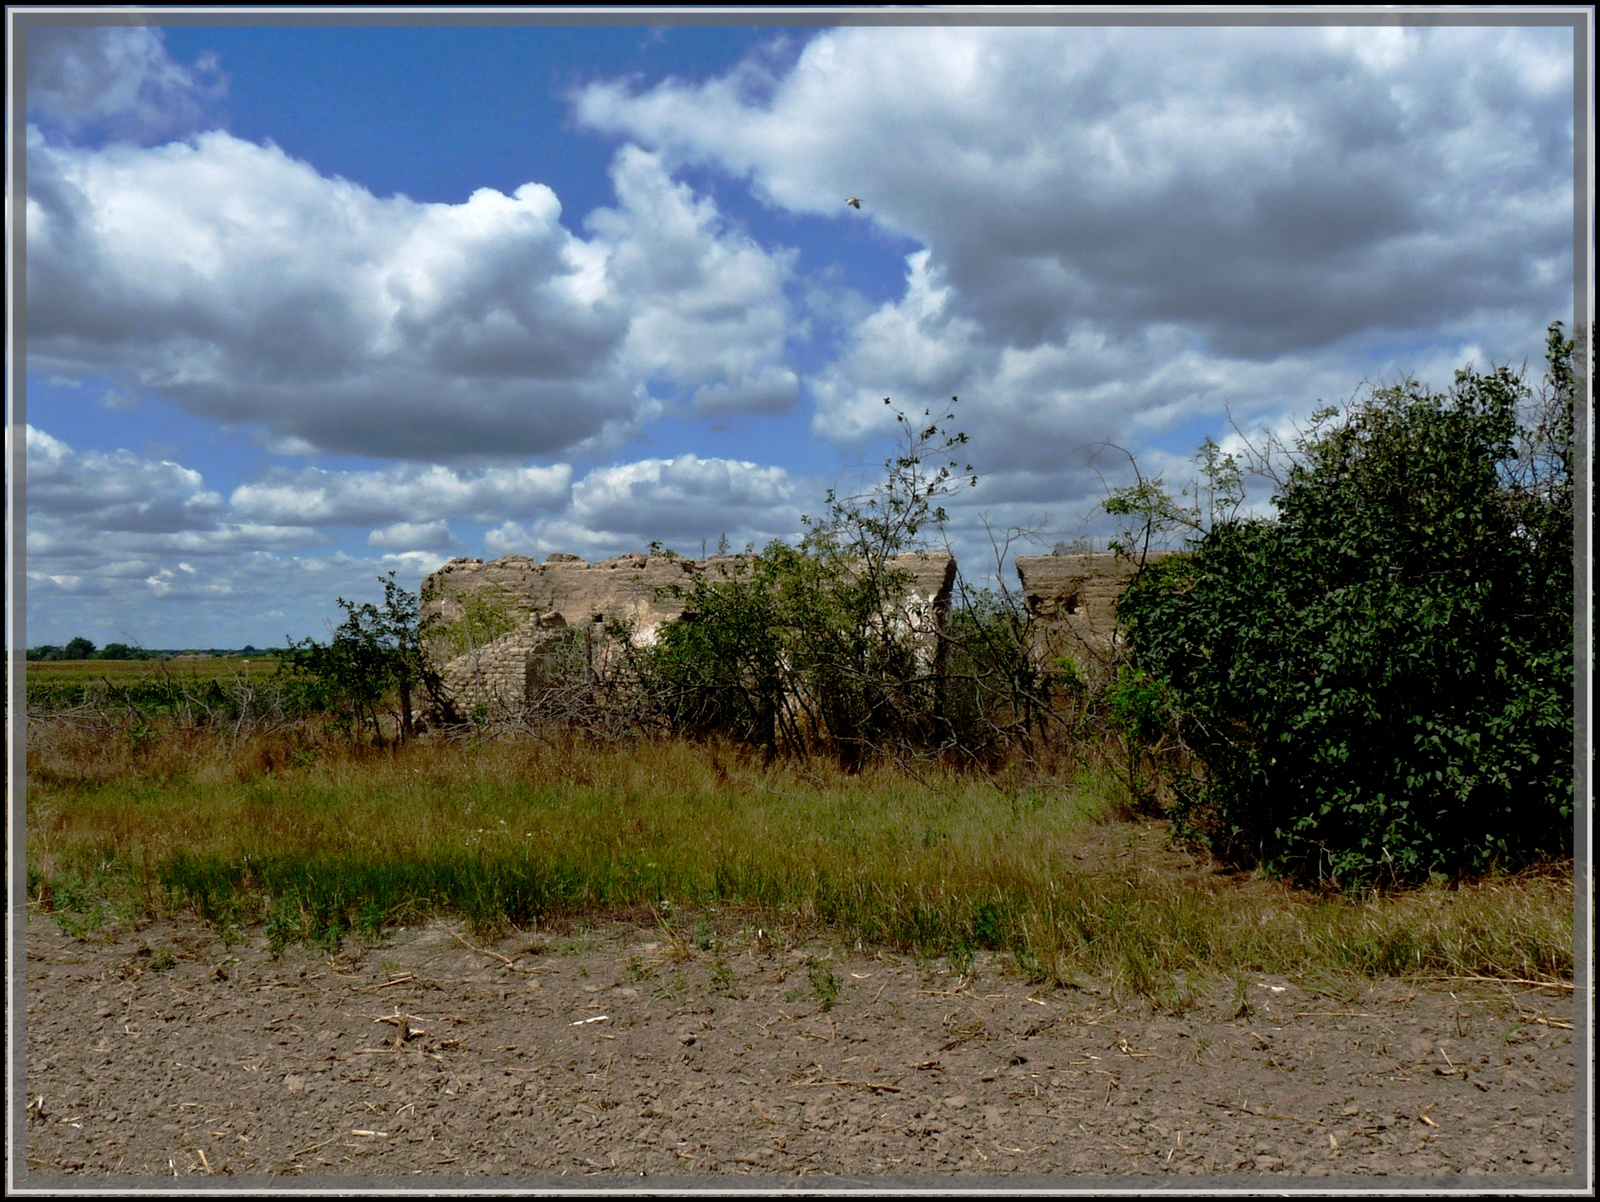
xmin=643 ymin=400 xmax=982 ymax=769
xmin=641 ymin=399 xmax=1052 ymax=769
xmin=1119 ymin=324 xmax=1577 ymax=884
xmin=283 ymin=572 xmax=454 ymax=743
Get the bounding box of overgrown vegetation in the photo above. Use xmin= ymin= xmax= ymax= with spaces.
xmin=643 ymin=399 xmax=1052 ymax=771
xmin=23 ymin=339 xmax=1578 ymax=990
xmin=1118 ymin=323 xmax=1578 ymax=886
xmin=25 ymin=728 xmax=1573 ymax=993
xmin=281 ymin=570 xmax=455 ymax=743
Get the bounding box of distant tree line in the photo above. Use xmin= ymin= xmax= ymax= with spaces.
xmin=26 ymin=639 xmax=269 ymax=661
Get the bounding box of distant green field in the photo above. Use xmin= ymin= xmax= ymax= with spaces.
xmin=21 ymin=655 xmax=302 ymax=715
xmin=25 ymin=656 xmax=287 ymax=686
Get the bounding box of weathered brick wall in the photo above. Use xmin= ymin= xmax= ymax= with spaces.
xmin=421 ymin=552 xmax=699 ymax=640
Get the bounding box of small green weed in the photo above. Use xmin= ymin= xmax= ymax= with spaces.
xmin=1012 ymin=944 xmax=1048 ymax=984
xmin=710 ymin=961 xmax=746 ymax=999
xmin=1229 ymin=974 xmax=1254 ymax=1020
xmin=651 ymin=968 xmax=684 ymax=1003
xmin=313 ymin=918 xmax=344 ymax=956
xmin=46 ymin=871 xmax=113 ymax=938
xmin=265 ymin=896 xmax=299 ymax=958
xmin=357 ymin=904 xmax=387 ymax=939
xmin=1154 ymin=972 xmax=1198 ymax=1016
xmin=806 ymin=956 xmax=840 ymax=1011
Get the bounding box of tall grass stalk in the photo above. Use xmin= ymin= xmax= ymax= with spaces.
xmin=26 ymin=723 xmax=1572 ymax=996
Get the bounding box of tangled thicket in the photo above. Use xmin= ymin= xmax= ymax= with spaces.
xmin=1118 ymin=323 xmax=1578 ymax=885
xmin=30 ymin=334 xmax=1577 ymax=895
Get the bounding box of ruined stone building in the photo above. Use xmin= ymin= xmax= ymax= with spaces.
xmin=420 ymin=550 xmax=957 ymax=712
xmin=1013 ymin=551 xmax=1179 ymax=671
xmin=419 ymin=546 xmax=1164 ymax=713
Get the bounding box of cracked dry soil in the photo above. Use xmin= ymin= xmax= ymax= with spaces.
xmin=24 ymin=913 xmax=1578 ymax=1184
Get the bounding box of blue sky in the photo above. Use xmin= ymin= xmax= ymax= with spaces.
xmin=19 ymin=18 xmax=1578 ymax=648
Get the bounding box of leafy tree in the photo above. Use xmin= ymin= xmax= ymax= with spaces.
xmin=646 ymin=547 xmax=798 ymax=757
xmin=1101 ymin=436 xmax=1244 ymax=560
xmin=63 ymin=636 xmax=97 ymax=660
xmin=1119 ymin=324 xmax=1578 ymax=884
xmin=645 ymin=398 xmax=982 ymax=769
xmin=285 ymin=573 xmax=448 ymax=743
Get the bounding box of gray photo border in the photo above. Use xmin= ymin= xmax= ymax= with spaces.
xmin=5 ymin=4 xmax=1593 ymax=1197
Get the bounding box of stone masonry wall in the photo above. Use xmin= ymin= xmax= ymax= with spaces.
xmin=421 ymin=551 xmax=958 ymax=713
xmin=1013 ymin=552 xmax=1178 ymax=669
xmin=435 ymin=611 xmax=569 ymax=712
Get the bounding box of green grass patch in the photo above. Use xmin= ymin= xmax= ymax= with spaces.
xmin=22 ymin=657 xmax=320 ymax=724
xmin=26 ymin=732 xmax=1573 ymax=997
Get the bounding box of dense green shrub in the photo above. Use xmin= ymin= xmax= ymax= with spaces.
xmin=644 ymin=543 xmax=826 ymax=758
xmin=644 ymin=515 xmax=950 ymax=769
xmin=1119 ymin=325 xmax=1577 ymax=884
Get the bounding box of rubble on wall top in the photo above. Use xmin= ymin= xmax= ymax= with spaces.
xmin=422 ymin=550 xmax=958 ymax=631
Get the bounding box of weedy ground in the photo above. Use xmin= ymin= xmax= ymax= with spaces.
xmin=25 ymin=717 xmax=1572 ymax=1004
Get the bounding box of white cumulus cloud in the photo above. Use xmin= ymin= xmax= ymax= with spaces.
xmin=230 ymin=462 xmax=572 ymax=526
xmin=484 ymin=453 xmax=807 ymax=559
xmin=26 ymin=423 xmax=223 ymax=532
xmin=368 ymin=520 xmax=459 ymax=553
xmin=27 ymin=127 xmax=802 ymax=460
xmin=579 ymin=23 xmax=1574 ymax=537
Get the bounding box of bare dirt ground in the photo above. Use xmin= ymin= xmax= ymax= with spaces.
xmin=22 ymin=907 xmax=1579 ymax=1188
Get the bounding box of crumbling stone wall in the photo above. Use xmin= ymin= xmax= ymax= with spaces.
xmin=422 ymin=552 xmax=700 ymax=642
xmin=421 ymin=550 xmax=958 ymax=713
xmin=844 ymin=552 xmax=957 ymax=665
xmin=433 ymin=610 xmax=569 ymax=712
xmin=1014 ymin=552 xmax=1178 ymax=670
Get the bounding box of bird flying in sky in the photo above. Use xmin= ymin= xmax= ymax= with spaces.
xmin=845 ymin=197 xmax=862 ymax=209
